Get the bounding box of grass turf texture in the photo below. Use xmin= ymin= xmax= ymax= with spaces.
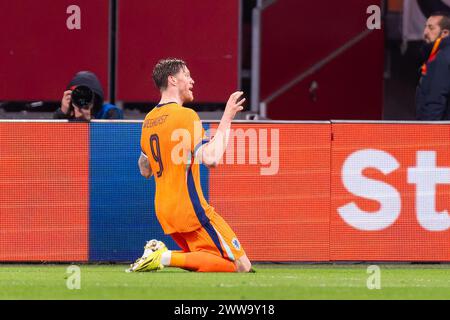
xmin=0 ymin=264 xmax=449 ymax=300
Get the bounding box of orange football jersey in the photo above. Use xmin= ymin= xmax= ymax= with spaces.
xmin=140 ymin=102 xmax=213 ymax=234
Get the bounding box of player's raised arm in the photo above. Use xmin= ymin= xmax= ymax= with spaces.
xmin=138 ymin=152 xmax=153 ymax=178
xmin=196 ymin=91 xmax=245 ymax=167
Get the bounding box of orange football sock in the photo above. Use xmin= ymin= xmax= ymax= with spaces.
xmin=170 ymin=251 xmax=236 ymax=272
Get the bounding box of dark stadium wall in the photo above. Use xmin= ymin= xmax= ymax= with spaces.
xmin=260 ymin=0 xmax=384 ymax=120
xmin=0 ymin=0 xmax=239 ymax=104
xmin=116 ymin=0 xmax=240 ymax=103
xmin=0 ymin=0 xmax=110 ymax=101
xmin=417 ymin=0 xmax=450 ymax=17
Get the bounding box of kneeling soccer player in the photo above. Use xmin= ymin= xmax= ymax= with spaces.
xmin=127 ymin=58 xmax=252 ymax=273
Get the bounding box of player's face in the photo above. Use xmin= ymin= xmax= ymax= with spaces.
xmin=424 ymin=16 xmax=444 ymax=44
xmin=176 ymin=66 xmax=195 ymax=103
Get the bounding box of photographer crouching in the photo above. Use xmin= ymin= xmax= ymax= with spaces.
xmin=53 ymin=71 xmax=123 ymax=121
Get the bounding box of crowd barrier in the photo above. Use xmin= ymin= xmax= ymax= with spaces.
xmin=1 ymin=120 xmax=449 ymax=262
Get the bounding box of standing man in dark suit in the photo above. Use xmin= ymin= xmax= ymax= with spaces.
xmin=416 ymin=12 xmax=450 ymax=120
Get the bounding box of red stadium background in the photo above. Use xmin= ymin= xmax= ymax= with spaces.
xmin=260 ymin=0 xmax=384 ymax=120
xmin=0 ymin=0 xmax=384 ymax=120
xmin=0 ymin=0 xmax=110 ymax=101
xmin=116 ymin=0 xmax=240 ymax=103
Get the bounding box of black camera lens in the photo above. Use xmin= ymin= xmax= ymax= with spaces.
xmin=71 ymin=85 xmax=94 ymax=109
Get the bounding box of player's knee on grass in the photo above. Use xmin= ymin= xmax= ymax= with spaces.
xmin=236 ymin=255 xmax=252 ymax=273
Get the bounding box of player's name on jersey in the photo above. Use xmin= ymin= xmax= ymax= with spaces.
xmin=143 ymin=115 xmax=168 ymax=128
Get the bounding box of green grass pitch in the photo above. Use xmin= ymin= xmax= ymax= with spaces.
xmin=0 ymin=264 xmax=449 ymax=300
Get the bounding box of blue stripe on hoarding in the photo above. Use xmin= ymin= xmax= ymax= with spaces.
xmin=89 ymin=122 xmax=178 ymax=262
xmin=88 ymin=122 xmax=211 ymax=262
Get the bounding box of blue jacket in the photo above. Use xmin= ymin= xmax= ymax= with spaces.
xmin=95 ymin=103 xmax=123 ymax=119
xmin=416 ymin=36 xmax=450 ymax=120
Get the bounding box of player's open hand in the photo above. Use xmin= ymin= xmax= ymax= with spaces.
xmin=61 ymin=90 xmax=72 ymax=114
xmin=224 ymin=91 xmax=246 ymax=121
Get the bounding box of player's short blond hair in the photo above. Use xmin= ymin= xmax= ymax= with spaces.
xmin=152 ymin=58 xmax=186 ymax=91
